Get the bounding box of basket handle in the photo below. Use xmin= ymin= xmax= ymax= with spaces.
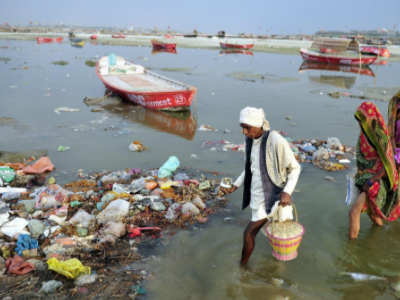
xmin=271 ymin=203 xmax=298 ymax=236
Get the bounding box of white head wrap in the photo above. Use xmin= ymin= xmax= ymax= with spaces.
xmin=239 ymin=107 xmax=270 ymax=130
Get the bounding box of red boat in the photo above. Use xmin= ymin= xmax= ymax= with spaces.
xmin=151 ymin=39 xmax=177 ymax=49
xmin=91 ymin=35 xmax=97 ymax=40
xmin=301 ymin=38 xmax=377 ymax=66
xmin=360 ymin=46 xmax=390 ymax=58
xmin=164 ymin=34 xmax=173 ymax=39
xmin=219 ymin=50 xmax=254 ymax=56
xmin=96 ymin=55 xmax=197 ymax=111
xmin=36 ymin=37 xmax=63 ymax=43
xmin=112 ymin=34 xmax=125 ymax=38
xmin=220 ymin=42 xmax=254 ymax=49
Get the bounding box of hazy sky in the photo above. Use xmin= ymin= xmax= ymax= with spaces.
xmin=0 ymin=0 xmax=399 ymax=34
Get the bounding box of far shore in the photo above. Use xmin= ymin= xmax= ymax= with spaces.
xmin=1 ymin=32 xmax=400 ymax=59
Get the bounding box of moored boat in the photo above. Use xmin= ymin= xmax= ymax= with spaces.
xmin=96 ymin=54 xmax=197 ymax=111
xmin=151 ymin=39 xmax=177 ymax=49
xmin=112 ymin=34 xmax=125 ymax=38
xmin=220 ymin=42 xmax=254 ymax=49
xmin=90 ymin=35 xmax=97 ymax=40
xmin=300 ymin=37 xmax=377 ymax=66
xmin=36 ymin=37 xmax=63 ymax=43
xmin=70 ymin=38 xmax=84 ymax=47
xmin=360 ymin=46 xmax=390 ymax=58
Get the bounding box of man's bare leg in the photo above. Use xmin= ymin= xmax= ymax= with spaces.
xmin=349 ymin=192 xmax=366 ymax=239
xmin=368 ymin=213 xmax=383 ymax=226
xmin=241 ymin=218 xmax=268 ymax=264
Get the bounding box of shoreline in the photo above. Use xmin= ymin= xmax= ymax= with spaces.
xmin=2 ymin=32 xmax=400 ymax=59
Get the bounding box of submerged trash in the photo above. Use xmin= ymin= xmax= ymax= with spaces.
xmin=54 ymin=107 xmax=81 ymax=114
xmin=340 ymin=272 xmax=386 ymax=281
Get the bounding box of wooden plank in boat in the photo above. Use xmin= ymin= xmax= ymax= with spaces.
xmin=118 ymin=75 xmax=158 ymax=88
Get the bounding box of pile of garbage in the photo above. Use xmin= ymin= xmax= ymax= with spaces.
xmin=286 ymin=137 xmax=354 ymax=171
xmin=0 ymin=156 xmax=234 ymax=298
xmin=200 ymin=133 xmax=354 ymax=172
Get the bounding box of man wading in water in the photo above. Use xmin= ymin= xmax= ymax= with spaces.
xmin=222 ymin=107 xmax=301 ymax=263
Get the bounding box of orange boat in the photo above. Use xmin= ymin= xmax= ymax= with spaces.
xmin=151 ymin=39 xmax=176 ymax=49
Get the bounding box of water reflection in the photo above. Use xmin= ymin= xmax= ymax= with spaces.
xmin=219 ymin=50 xmax=254 ymax=56
xmin=96 ymin=100 xmax=197 ymax=140
xmin=151 ymin=48 xmax=177 ymax=55
xmin=299 ymin=62 xmax=375 ymax=89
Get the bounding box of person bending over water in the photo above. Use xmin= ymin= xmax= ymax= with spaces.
xmin=221 ymin=107 xmax=301 ymax=263
xmin=349 ymin=100 xmax=400 ymax=239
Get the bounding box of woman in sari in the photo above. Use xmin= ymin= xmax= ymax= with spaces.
xmin=349 ymin=100 xmax=400 ymax=239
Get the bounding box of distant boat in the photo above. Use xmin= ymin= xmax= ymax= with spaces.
xmin=96 ymin=54 xmax=197 ymax=111
xmin=36 ymin=37 xmax=63 ymax=43
xmin=300 ymin=37 xmax=377 ymax=66
xmin=90 ymin=35 xmax=97 ymax=40
xmin=164 ymin=34 xmax=173 ymax=38
xmin=184 ymin=34 xmax=197 ymax=38
xmin=112 ymin=34 xmax=125 ymax=38
xmin=151 ymin=39 xmax=177 ymax=49
xmin=220 ymin=42 xmax=254 ymax=49
xmin=70 ymin=38 xmax=84 ymax=47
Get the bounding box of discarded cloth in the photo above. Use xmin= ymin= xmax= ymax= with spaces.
xmin=6 ymin=255 xmax=35 ymax=275
xmin=47 ymin=258 xmax=91 ymax=279
xmin=15 ymin=234 xmax=39 ymax=256
xmin=22 ymin=157 xmax=54 ymax=174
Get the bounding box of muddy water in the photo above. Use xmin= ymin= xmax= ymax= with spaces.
xmin=1 ymin=40 xmax=400 ymax=299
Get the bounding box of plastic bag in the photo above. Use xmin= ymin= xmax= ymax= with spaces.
xmin=55 ymin=206 xmax=68 ymax=218
xmin=1 ymin=192 xmax=22 ymax=201
xmin=346 ymin=172 xmax=360 ymax=206
xmin=28 ymin=220 xmax=45 ymax=236
xmin=99 ymin=221 xmax=125 ymax=237
xmin=302 ymin=144 xmax=317 ymax=153
xmin=131 ymin=176 xmax=154 ymax=189
xmin=165 ymin=207 xmax=175 ymax=223
xmin=0 ymin=217 xmax=29 ymax=238
xmin=158 ymin=156 xmax=180 ymax=178
xmin=36 ymin=195 xmax=60 ymax=209
xmin=150 ymin=188 xmax=164 ymax=197
xmin=6 ymin=255 xmax=35 ymax=275
xmin=96 ymin=199 xmax=129 ymax=224
xmin=15 ymin=234 xmax=39 ymax=256
xmin=69 ymin=209 xmax=95 ymax=228
xmin=312 ymin=148 xmax=330 ymax=161
xmin=0 ymin=167 xmax=16 ymax=183
xmin=74 ymin=274 xmax=97 ymax=286
xmin=182 ymin=203 xmax=200 ymax=216
xmin=113 ymin=183 xmax=140 ymax=194
xmin=191 ymin=196 xmax=206 ymax=209
xmin=38 ymin=280 xmax=63 ymax=295
xmin=150 ymin=200 xmax=166 ymax=211
xmin=174 ymin=173 xmax=190 ymax=181
xmin=327 ymin=137 xmax=342 ymax=150
xmin=18 ymin=199 xmax=36 ymax=212
xmin=0 ymin=212 xmax=10 ymax=226
xmin=47 ymin=258 xmax=91 ymax=279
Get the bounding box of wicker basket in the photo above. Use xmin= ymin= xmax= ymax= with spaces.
xmin=264 ymin=203 xmax=305 ymax=261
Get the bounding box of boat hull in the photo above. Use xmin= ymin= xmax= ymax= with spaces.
xmin=300 ymin=48 xmax=377 ymax=65
xmin=36 ymin=37 xmax=63 ymax=43
xmin=96 ymin=61 xmax=196 ymax=111
xmin=91 ymin=35 xmax=97 ymax=40
xmin=360 ymin=46 xmax=390 ymax=58
xmin=220 ymin=42 xmax=254 ymax=49
xmin=151 ymin=42 xmax=176 ymax=49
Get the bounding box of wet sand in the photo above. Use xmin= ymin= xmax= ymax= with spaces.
xmin=2 ymin=32 xmax=400 ymax=58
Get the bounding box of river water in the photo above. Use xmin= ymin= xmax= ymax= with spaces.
xmin=1 ymin=39 xmax=400 ymax=299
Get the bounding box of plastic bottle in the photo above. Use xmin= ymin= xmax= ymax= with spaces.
xmin=165 ymin=207 xmax=175 ymax=223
